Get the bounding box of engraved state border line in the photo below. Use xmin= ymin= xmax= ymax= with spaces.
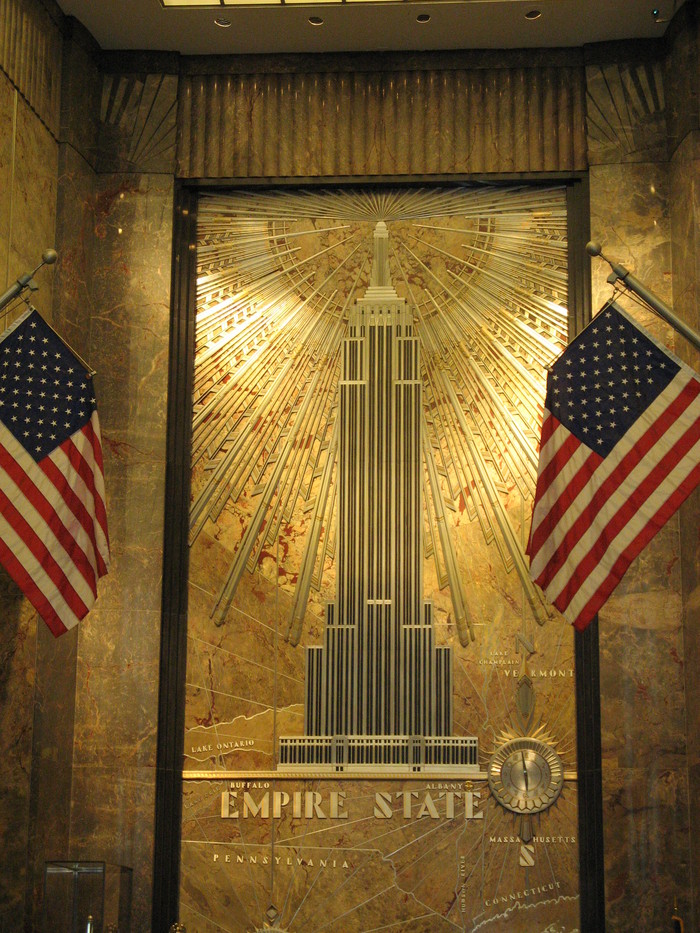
xmin=182 ymin=770 xmax=579 ymax=781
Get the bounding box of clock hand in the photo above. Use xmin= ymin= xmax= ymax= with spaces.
xmin=521 ymin=752 xmax=529 ymax=791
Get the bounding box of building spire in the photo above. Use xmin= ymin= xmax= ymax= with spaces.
xmin=370 ymin=221 xmax=391 ymax=288
xmin=362 ymin=221 xmax=399 ymax=302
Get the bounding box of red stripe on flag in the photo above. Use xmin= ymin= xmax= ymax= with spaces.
xmin=0 ymin=486 xmax=89 ymax=621
xmin=538 ymin=410 xmax=557 ymax=450
xmin=534 ymin=429 xmax=584 ymax=503
xmin=527 ymin=440 xmax=600 ymax=561
xmin=571 ymin=458 xmax=700 ymax=630
xmin=88 ymin=414 xmax=105 ymax=471
xmin=81 ymin=418 xmax=109 ymax=546
xmin=0 ymin=443 xmax=99 ymax=595
xmin=554 ymin=415 xmax=700 ymax=611
xmin=0 ymin=536 xmax=69 ymax=636
xmin=61 ymin=423 xmax=109 ymax=549
xmin=39 ymin=455 xmax=108 ymax=577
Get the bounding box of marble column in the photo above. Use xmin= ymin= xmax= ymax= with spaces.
xmin=586 ymin=36 xmax=696 ymax=931
xmin=65 ymin=168 xmax=173 ymax=931
xmin=0 ymin=58 xmax=59 ymax=931
xmin=44 ymin=30 xmax=178 ymax=931
xmin=667 ymin=8 xmax=700 ymax=927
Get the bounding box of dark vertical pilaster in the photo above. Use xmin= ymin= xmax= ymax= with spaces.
xmin=152 ymin=183 xmax=197 ymax=933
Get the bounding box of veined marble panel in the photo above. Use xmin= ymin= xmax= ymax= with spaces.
xmin=68 ymin=764 xmax=156 ymax=930
xmin=53 ymin=143 xmax=98 ymax=362
xmin=59 ymin=25 xmax=101 ymax=169
xmin=26 ymin=621 xmax=78 ymax=932
xmin=8 ymin=92 xmax=58 ymax=321
xmin=664 ymin=1 xmax=700 ymax=161
xmin=61 ymin=171 xmax=174 ymax=933
xmin=0 ymin=69 xmax=14 ymax=291
xmin=0 ymin=569 xmax=39 ymax=930
xmin=589 ymin=159 xmax=692 ymax=932
xmin=88 ymin=173 xmax=172 ymax=456
xmin=0 ymin=65 xmax=59 ymax=933
xmin=670 ymin=131 xmax=700 ymax=359
xmin=670 ymin=125 xmax=700 ymax=933
xmin=21 ymin=144 xmax=101 ymax=933
xmin=589 ymin=161 xmax=672 ymax=329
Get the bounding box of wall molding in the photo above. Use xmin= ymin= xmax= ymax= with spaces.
xmin=176 ymin=62 xmax=588 ymax=179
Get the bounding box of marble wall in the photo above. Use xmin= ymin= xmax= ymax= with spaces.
xmin=585 ymin=11 xmax=699 ymax=928
xmin=0 ymin=6 xmax=176 ymax=929
xmin=0 ymin=40 xmax=59 ymax=932
xmin=44 ymin=29 xmax=177 ymax=932
xmin=668 ymin=5 xmax=700 ymax=926
xmin=0 ymin=0 xmax=698 ymax=930
xmin=673 ymin=141 xmax=700 ymax=933
xmin=63 ymin=168 xmax=174 ymax=931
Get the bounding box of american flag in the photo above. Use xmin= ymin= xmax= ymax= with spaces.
xmin=0 ymin=308 xmax=109 ymax=636
xmin=527 ymin=301 xmax=700 ymax=631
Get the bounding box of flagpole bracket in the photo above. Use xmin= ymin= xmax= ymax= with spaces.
xmin=0 ymin=249 xmax=57 ymax=316
xmin=586 ymin=241 xmax=700 ymax=354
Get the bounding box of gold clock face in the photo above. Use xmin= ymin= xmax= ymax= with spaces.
xmin=488 ymin=737 xmax=564 ymax=814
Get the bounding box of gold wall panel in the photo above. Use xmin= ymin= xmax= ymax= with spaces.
xmin=176 ymin=62 xmax=587 ymax=178
xmin=181 ymin=185 xmax=580 ymax=932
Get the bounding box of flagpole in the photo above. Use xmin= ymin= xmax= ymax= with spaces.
xmin=586 ymin=241 xmax=700 ymax=354
xmin=0 ymin=249 xmax=97 ymax=377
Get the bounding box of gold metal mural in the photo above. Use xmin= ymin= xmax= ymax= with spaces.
xmin=191 ymin=187 xmax=566 ymax=637
xmin=181 ymin=185 xmax=580 ymax=933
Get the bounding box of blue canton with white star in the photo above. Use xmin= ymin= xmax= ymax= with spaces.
xmin=546 ymin=303 xmax=679 ymax=458
xmin=0 ymin=310 xmax=96 ymax=462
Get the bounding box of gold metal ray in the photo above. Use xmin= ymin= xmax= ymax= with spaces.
xmin=192 ymin=186 xmax=568 ymax=643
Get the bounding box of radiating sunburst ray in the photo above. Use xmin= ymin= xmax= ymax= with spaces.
xmin=191 ymin=187 xmax=568 ymax=645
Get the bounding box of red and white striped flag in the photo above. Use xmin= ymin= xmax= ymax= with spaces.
xmin=527 ymin=301 xmax=700 ymax=631
xmin=0 ymin=308 xmax=109 ymax=636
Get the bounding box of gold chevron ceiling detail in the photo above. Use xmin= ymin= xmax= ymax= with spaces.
xmin=190 ymin=186 xmax=568 ymax=646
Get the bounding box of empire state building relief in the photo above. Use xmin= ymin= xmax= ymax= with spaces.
xmin=279 ymin=222 xmax=478 ymax=774
xmin=181 ymin=186 xmax=580 ymax=933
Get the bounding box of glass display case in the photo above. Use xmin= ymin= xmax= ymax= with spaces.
xmin=43 ymin=861 xmax=132 ymax=933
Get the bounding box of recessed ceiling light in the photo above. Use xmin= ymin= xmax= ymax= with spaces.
xmin=524 ymin=9 xmax=542 ymax=19
xmin=214 ymin=17 xmax=231 ymax=27
xmin=308 ymin=15 xmax=324 ymax=26
xmin=416 ymin=13 xmax=431 ymax=23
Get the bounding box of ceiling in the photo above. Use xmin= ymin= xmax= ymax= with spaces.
xmin=55 ymin=0 xmax=685 ymax=56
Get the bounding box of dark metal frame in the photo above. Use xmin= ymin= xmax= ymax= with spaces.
xmin=152 ymin=183 xmax=198 ymax=932
xmin=567 ymin=177 xmax=606 ymax=933
xmin=153 ymin=174 xmax=605 ymax=932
